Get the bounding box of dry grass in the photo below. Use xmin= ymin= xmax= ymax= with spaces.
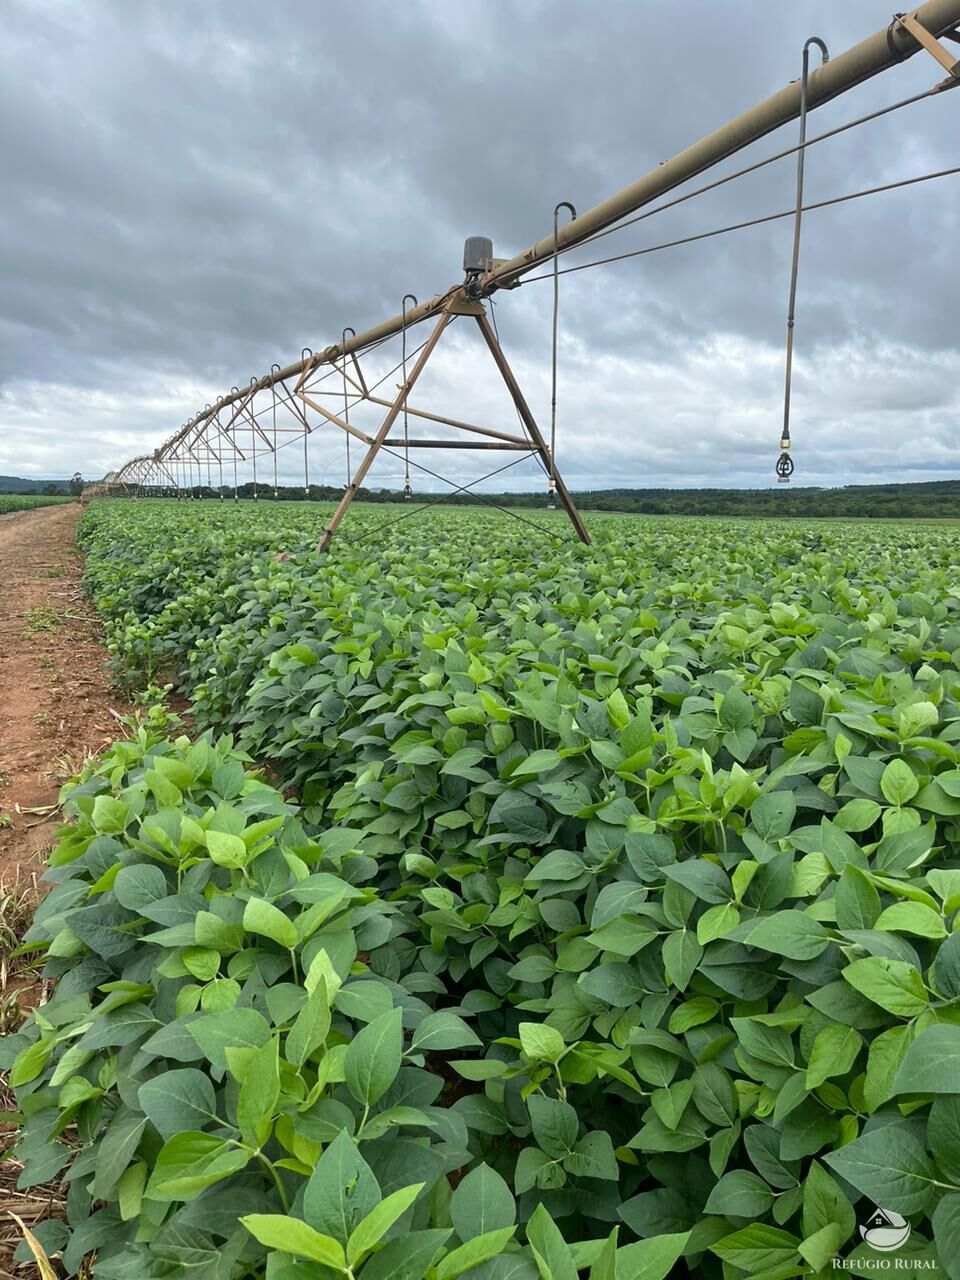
xmin=0 ymin=875 xmax=43 ymax=1036
xmin=0 ymin=1150 xmax=67 ymax=1279
xmin=0 ymin=873 xmax=66 ymax=1278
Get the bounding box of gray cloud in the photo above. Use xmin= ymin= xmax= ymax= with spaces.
xmin=1 ymin=0 xmax=958 ymax=492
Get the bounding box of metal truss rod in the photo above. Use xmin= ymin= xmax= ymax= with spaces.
xmin=296 ymin=392 xmax=375 ymax=445
xmin=319 ymin=310 xmax=454 ymax=552
xmin=363 ymin=395 xmax=530 ymax=445
xmin=381 ymin=439 xmax=533 ymax=450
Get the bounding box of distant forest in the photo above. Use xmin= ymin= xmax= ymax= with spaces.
xmin=6 ymin=474 xmax=960 ymax=519
xmin=130 ymin=479 xmax=960 ymax=520
xmin=545 ymin=481 xmax=960 ymax=520
xmin=0 ymin=473 xmax=82 ymax=496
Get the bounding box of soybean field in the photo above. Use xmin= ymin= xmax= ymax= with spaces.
xmin=0 ymin=494 xmax=72 ymax=515
xmin=6 ymin=498 xmax=960 ymax=1278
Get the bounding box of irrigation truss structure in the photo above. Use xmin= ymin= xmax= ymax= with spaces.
xmin=84 ymin=3 xmax=960 ymax=550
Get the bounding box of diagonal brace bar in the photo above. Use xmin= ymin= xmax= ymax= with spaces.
xmin=319 ymin=310 xmax=454 ymax=550
xmin=474 ymin=312 xmax=591 ymax=545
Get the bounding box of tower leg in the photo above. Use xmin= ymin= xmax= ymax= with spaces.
xmin=473 ymin=311 xmax=591 ymax=546
xmin=319 ymin=309 xmax=453 ymax=551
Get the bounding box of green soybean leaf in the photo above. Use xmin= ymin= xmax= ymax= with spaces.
xmin=662 ymin=929 xmax=703 ymax=990
xmin=824 ymin=1125 xmax=935 ymax=1214
xmin=578 ymin=963 xmax=646 ymax=1007
xmin=750 ymin=792 xmax=796 ymax=842
xmin=435 ymin=1227 xmax=517 ymax=1280
xmin=842 ymin=956 xmax=928 ymax=1017
xmin=565 ymin=1129 xmax=619 ymax=1181
xmin=450 ymin=1164 xmax=515 ymax=1241
xmin=710 ymin=1224 xmax=801 ymax=1273
xmin=588 ymin=1229 xmax=619 ymax=1280
xmin=529 ymin=1094 xmax=578 ymax=1158
xmin=526 ymin=1203 xmax=576 ymax=1280
xmin=138 ymin=1068 xmax=216 ymax=1138
xmin=360 ymin=1230 xmax=452 ymax=1280
xmin=303 ymin=1129 xmax=380 ymax=1244
xmin=668 ymin=997 xmax=719 ymax=1034
xmin=747 ymin=910 xmax=830 ymax=960
xmin=92 ymin=794 xmax=129 ymax=834
xmin=703 ymin=1169 xmax=775 ymax=1217
xmin=242 ymin=897 xmax=298 ymax=949
xmin=834 ymin=799 xmax=882 ymax=833
xmin=347 ymin=1181 xmax=425 ymax=1266
xmin=729 ymin=1018 xmax=795 ymax=1069
xmin=613 ymin=1232 xmax=689 ymax=1280
xmin=345 ymin=1005 xmax=403 ymax=1107
xmin=287 ymin=979 xmax=332 ymax=1067
xmin=117 ymin=1161 xmax=147 ymax=1223
xmin=113 ymin=863 xmax=168 ymax=912
xmin=935 ymin=931 xmax=960 ymax=999
xmin=240 ymin=1215 xmax=346 ymax=1267
xmin=881 ymin=759 xmax=919 ymax=806
xmin=802 ymin=1160 xmax=855 ymax=1243
xmin=875 ymin=900 xmax=946 ymax=938
xmin=206 ymin=830 xmax=248 ymax=869
xmin=182 ymin=946 xmax=220 ymax=981
xmin=662 ymin=860 xmax=731 ymax=905
xmin=932 ymin=1194 xmax=960 ymax=1280
xmin=798 ymin=1223 xmax=843 ymax=1273
xmin=805 ymin=1024 xmax=862 ymax=1089
xmin=930 ymin=1096 xmax=960 ymax=1184
xmin=864 ymin=1025 xmax=914 ymax=1114
xmin=10 ymin=1040 xmax=52 ymax=1087
xmin=92 ymin=1110 xmax=148 ymax=1200
xmin=834 ymin=866 xmax=881 ymax=931
xmin=411 ymin=1011 xmax=481 ymax=1053
xmin=519 ymin=1021 xmax=566 ymax=1064
xmin=237 ymin=1035 xmax=280 ymax=1145
xmin=892 ymin=1025 xmax=960 ymax=1095
xmin=187 ymin=1008 xmax=272 ymax=1070
xmin=149 ymin=1131 xmax=250 ymax=1200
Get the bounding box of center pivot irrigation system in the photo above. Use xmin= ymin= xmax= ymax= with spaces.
xmin=85 ymin=4 xmax=960 ymax=549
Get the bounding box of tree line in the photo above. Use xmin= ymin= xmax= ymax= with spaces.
xmin=140 ymin=479 xmax=960 ymax=519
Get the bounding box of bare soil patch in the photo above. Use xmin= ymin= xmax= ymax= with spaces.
xmin=0 ymin=503 xmax=134 ymax=1274
xmin=0 ymin=503 xmax=130 ymax=886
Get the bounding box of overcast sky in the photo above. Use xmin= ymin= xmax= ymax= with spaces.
xmin=1 ymin=0 xmax=958 ymax=492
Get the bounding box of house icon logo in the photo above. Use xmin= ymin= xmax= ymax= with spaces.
xmin=859 ymin=1207 xmax=911 ymax=1252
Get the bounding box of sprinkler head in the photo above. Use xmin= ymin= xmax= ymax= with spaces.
xmin=775 ymin=451 xmax=795 ymax=483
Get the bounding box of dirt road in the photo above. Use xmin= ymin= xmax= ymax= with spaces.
xmin=0 ymin=504 xmax=129 ymax=884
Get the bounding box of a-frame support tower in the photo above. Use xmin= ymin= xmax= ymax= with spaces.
xmin=313 ymin=295 xmax=591 ymax=551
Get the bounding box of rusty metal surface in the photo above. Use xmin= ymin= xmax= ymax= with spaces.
xmin=894 ymin=9 xmax=960 ymax=77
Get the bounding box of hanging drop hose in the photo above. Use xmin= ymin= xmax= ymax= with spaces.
xmin=779 ymin=36 xmax=829 ymax=483
xmin=230 ymin=386 xmax=240 ymax=499
xmin=216 ymin=411 xmax=224 ymax=498
xmin=250 ymin=376 xmax=260 ymax=499
xmin=206 ymin=401 xmax=221 ymax=496
xmin=341 ymin=329 xmax=355 ymax=493
xmin=301 ymin=349 xmax=313 ymax=497
xmin=271 ymin=365 xmax=281 ymax=498
xmin=550 ymin=202 xmax=576 ymax=508
xmin=401 ymin=296 xmax=417 ymax=498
